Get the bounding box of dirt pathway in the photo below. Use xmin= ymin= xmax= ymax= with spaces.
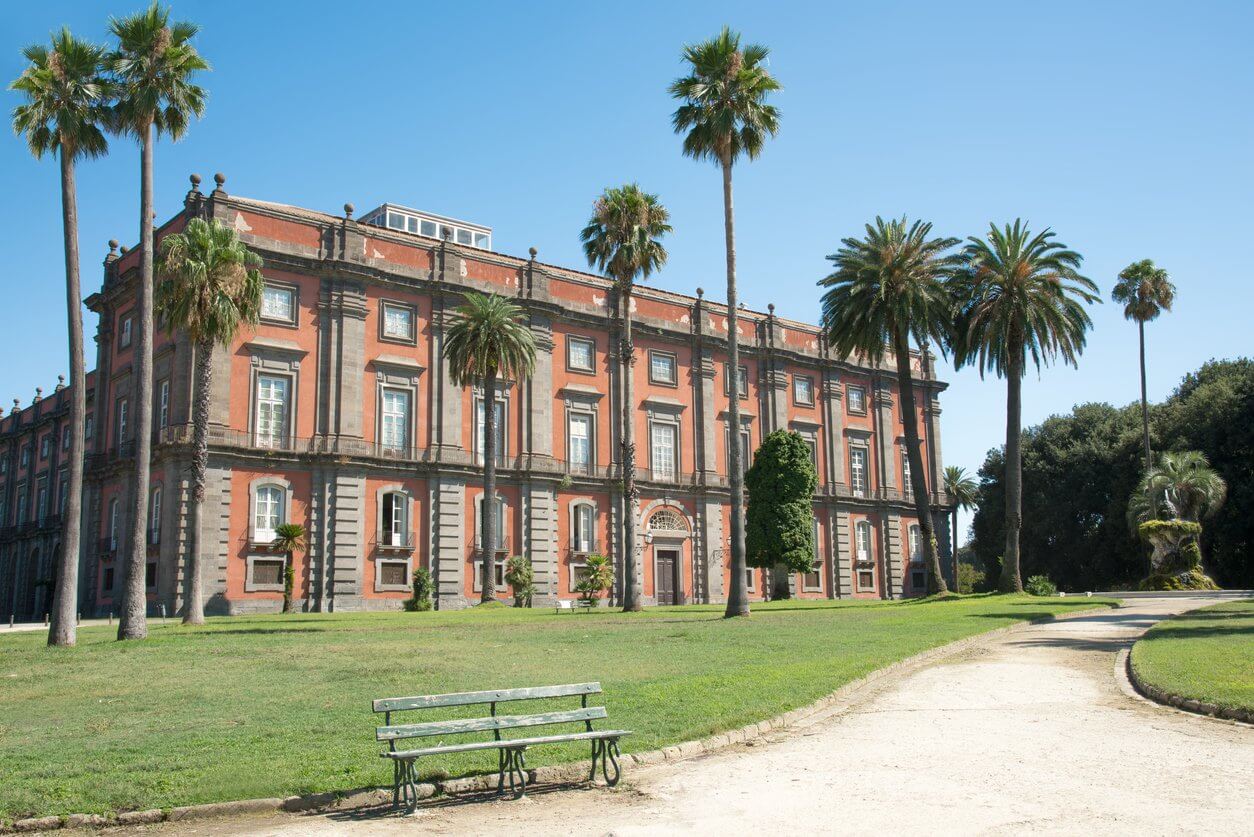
xmin=121 ymin=596 xmax=1252 ymax=836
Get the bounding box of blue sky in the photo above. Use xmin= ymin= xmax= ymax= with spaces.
xmin=4 ymin=1 xmax=1251 ymax=540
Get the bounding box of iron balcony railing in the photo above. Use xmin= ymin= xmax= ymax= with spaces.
xmin=375 ymin=529 xmax=415 ymax=552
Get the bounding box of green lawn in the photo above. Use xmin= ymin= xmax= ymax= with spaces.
xmin=0 ymin=594 xmax=1113 ymax=821
xmin=1130 ymin=599 xmax=1254 ymax=715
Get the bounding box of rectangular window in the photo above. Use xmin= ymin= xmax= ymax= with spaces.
xmin=726 ymin=426 xmax=752 ymax=474
xmin=85 ymin=415 xmax=94 ymax=440
xmin=474 ymin=232 xmax=490 ymax=249
xmin=254 ymin=486 xmax=284 ymax=542
xmin=912 ymin=570 xmax=926 ymax=591
xmin=856 ymin=521 xmax=873 ymax=563
xmin=474 ymin=399 xmax=507 ymax=465
xmin=58 ymin=477 xmax=67 ymax=515
xmin=380 ymin=561 xmax=408 ymax=587
xmin=858 ymin=569 xmax=875 ymax=591
xmin=649 ymin=350 xmax=678 ymax=385
xmin=35 ymin=480 xmax=48 ymax=522
xmin=40 ymin=435 xmax=50 ymax=459
xmin=158 ymin=380 xmax=170 ymax=429
xmin=572 ymin=503 xmax=595 ymax=553
xmin=567 ymin=336 xmax=595 ymax=372
xmin=847 ymin=386 xmax=866 ymax=413
xmin=380 ymin=388 xmax=410 ymax=452
xmin=381 ymin=302 xmax=416 ymax=342
xmin=420 ymin=219 xmax=438 ymax=237
xmin=387 ymin=211 xmax=406 ymax=230
xmin=793 ymin=375 xmax=814 ymax=405
xmin=804 ymin=518 xmax=822 ymax=590
xmin=150 ymin=489 xmax=162 ymax=544
xmin=568 ymin=412 xmax=592 ymax=473
xmin=119 ymin=316 xmax=133 ymax=348
xmin=108 ymin=498 xmax=119 ymax=549
xmin=456 ymin=228 xmax=473 ymax=246
xmin=382 ymin=492 xmax=407 ymax=545
xmin=102 ymin=566 xmax=115 ymax=592
xmin=249 ymin=558 xmax=285 ymax=588
xmin=909 ymin=525 xmax=922 ymax=563
xmin=850 ymin=446 xmax=868 ymax=496
xmin=255 ymin=375 xmax=289 ymax=448
xmin=724 ymin=363 xmax=749 ymax=399
xmin=20 ymin=445 xmax=29 ymax=468
xmin=117 ymin=398 xmax=129 ymax=444
xmin=146 ymin=562 xmax=158 ymax=589
xmin=650 ymin=422 xmax=677 ymax=479
xmin=745 ymin=567 xmax=756 ymax=592
xmin=16 ymin=489 xmax=27 ymax=524
xmin=260 ymin=284 xmax=296 ymax=324
xmin=61 ymin=426 xmax=70 ymax=451
xmin=803 ymin=436 xmax=818 ymax=468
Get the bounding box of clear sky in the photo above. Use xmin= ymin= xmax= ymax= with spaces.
xmin=4 ymin=1 xmax=1251 ymax=541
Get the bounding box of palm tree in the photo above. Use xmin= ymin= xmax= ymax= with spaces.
xmin=270 ymin=523 xmax=307 ymax=614
xmin=1128 ymin=450 xmax=1226 ymax=527
xmin=819 ymin=217 xmax=959 ymax=595
xmin=443 ymin=292 xmax=537 ymax=603
xmin=10 ymin=28 xmax=111 ymax=648
xmin=109 ymin=1 xmax=209 ymax=641
xmin=1111 ymin=259 xmax=1175 ymax=477
xmin=670 ymin=27 xmax=781 ymax=618
xmin=580 ymin=184 xmax=671 ymax=612
xmin=155 ymin=217 xmax=262 ymax=624
xmin=951 ymin=221 xmax=1099 ymax=592
xmin=943 ymin=465 xmax=979 ymax=587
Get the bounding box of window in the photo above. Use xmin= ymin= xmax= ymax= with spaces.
xmin=858 ymin=569 xmax=875 ymax=591
xmin=855 ymin=520 xmax=873 ymax=563
xmin=39 ymin=435 xmax=50 ymax=459
xmin=474 ymin=232 xmax=490 ymax=249
xmin=850 ymin=446 xmax=868 ymax=496
xmin=793 ymin=375 xmax=814 ymax=406
xmin=1 ymin=456 xmax=6 ymax=474
xmin=15 ymin=488 xmax=27 ymax=524
xmin=380 ymin=388 xmax=410 ymax=452
xmin=20 ymin=445 xmax=30 ymax=468
xmin=475 ymin=494 xmax=506 ymax=549
xmin=116 ymin=398 xmax=129 ymax=444
xmin=649 ymin=508 xmax=686 ymax=532
xmin=35 ymin=480 xmax=48 ymax=522
xmin=803 ymin=436 xmax=818 ymax=468
xmin=102 ymin=566 xmax=115 ymax=591
xmin=379 ymin=561 xmax=409 ymax=587
xmin=568 ymin=413 xmax=592 ymax=473
xmin=108 ymin=498 xmax=119 ymax=550
xmin=61 ymin=426 xmax=70 ymax=451
xmin=650 ymin=422 xmax=677 ymax=479
xmin=726 ymin=426 xmax=752 ymax=474
xmin=456 ymin=228 xmax=473 ymax=246
xmin=909 ymin=524 xmax=922 ymax=564
xmin=255 ymin=375 xmax=289 ymax=448
xmin=420 ymin=219 xmax=438 ymax=237
xmin=847 ymin=386 xmax=866 ymax=413
xmin=85 ymin=415 xmax=94 ymax=440
xmin=247 ymin=557 xmax=286 ymax=589
xmin=745 ymin=567 xmax=756 ymax=592
xmin=572 ymin=503 xmax=595 ymax=553
xmin=902 ymin=451 xmax=913 ymax=496
xmin=474 ymin=398 xmax=506 ymax=464
xmin=158 ymin=380 xmax=170 ymax=429
xmin=380 ymin=491 xmax=409 ymax=547
xmin=119 ymin=316 xmax=133 ymax=348
xmin=381 ymin=302 xmax=416 ymax=342
xmin=261 ymin=284 xmax=295 ymax=324
xmin=146 ymin=562 xmax=158 ymax=589
xmin=149 ymin=487 xmax=162 ymax=544
xmin=724 ymin=364 xmax=749 ymax=399
xmin=649 ymin=351 xmax=678 ymax=385
xmin=804 ymin=518 xmax=822 ymax=590
xmin=567 ymin=336 xmax=595 ymax=372
xmin=912 ymin=570 xmax=926 ymax=592
xmin=254 ymin=485 xmax=284 ymax=543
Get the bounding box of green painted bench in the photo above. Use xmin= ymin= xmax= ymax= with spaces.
xmin=555 ymin=598 xmax=597 ymax=613
xmin=373 ymin=681 xmax=631 ymax=808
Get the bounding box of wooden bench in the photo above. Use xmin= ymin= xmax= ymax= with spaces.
xmin=555 ymin=598 xmax=597 ymax=614
xmin=373 ymin=682 xmax=631 ymax=808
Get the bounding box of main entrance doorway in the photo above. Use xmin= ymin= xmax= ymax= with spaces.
xmin=655 ymin=548 xmax=680 ymax=605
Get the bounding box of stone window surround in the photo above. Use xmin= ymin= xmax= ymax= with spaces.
xmin=248 ymin=475 xmax=293 ymax=546
xmin=471 ymin=384 xmax=511 ymax=465
xmin=723 ymin=362 xmax=749 ymax=399
xmin=378 ymin=298 xmax=418 ymax=346
xmin=646 ymin=412 xmax=683 ymax=481
xmin=854 ymin=518 xmax=875 ymax=566
xmin=373 ymin=483 xmax=416 ymax=594
xmin=374 ymin=370 xmax=420 ymax=453
xmin=259 ymin=279 xmax=299 ymax=328
xmin=472 ymin=491 xmax=510 ymax=553
xmin=846 ymin=385 xmax=867 ymax=415
xmin=857 ymin=568 xmax=876 ymax=592
xmin=376 ymin=558 xmax=412 ymax=592
xmin=907 ymin=522 xmax=923 ymax=564
xmin=374 ymin=482 xmax=416 ymax=550
xmin=563 ymin=401 xmax=597 ymax=472
xmin=847 ymin=432 xmax=872 ymax=497
xmin=247 ymin=350 xmax=301 ymax=448
xmin=118 ymin=314 xmax=133 ymax=349
xmin=244 ymin=554 xmax=287 ymax=593
xmin=803 ymin=517 xmax=823 ymax=592
xmin=149 ymin=482 xmax=163 ymax=545
xmin=647 ymin=349 xmax=679 ymax=387
xmin=721 ymin=415 xmax=753 ymax=473
xmin=566 ymin=496 xmax=599 ymax=592
xmin=793 ymin=373 xmax=815 ymax=406
xmin=566 ymin=334 xmax=596 ymax=374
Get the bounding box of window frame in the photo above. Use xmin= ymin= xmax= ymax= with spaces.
xmin=473 ymin=395 xmax=509 ymax=466
xmin=793 ymin=374 xmax=815 ymax=406
xmin=374 ymin=557 xmax=412 ymax=592
xmin=648 ymin=419 xmax=679 ymax=481
xmin=116 ymin=398 xmax=129 ymax=446
xmin=566 ymin=409 xmax=595 ymax=474
xmin=846 ymin=385 xmax=867 ymax=414
xmin=566 ymin=335 xmax=596 ymax=374
xmin=855 ymin=519 xmax=874 ymax=564
xmin=803 ymin=517 xmax=823 ymax=591
xmin=259 ymin=281 xmax=298 ymax=327
xmin=723 ymin=363 xmax=749 ymax=399
xmin=149 ymin=485 xmax=163 ymax=545
xmin=378 ymin=385 xmax=413 ymax=454
xmin=118 ymin=315 xmax=133 ymax=349
xmin=570 ymin=501 xmax=597 ymax=555
xmin=849 ymin=444 xmax=869 ymax=497
xmin=648 ymin=350 xmax=679 ymax=387
xmin=253 ymin=372 xmax=293 ymax=449
xmin=251 ymin=482 xmax=288 ymax=545
xmin=245 ymin=554 xmax=287 ymax=592
xmin=908 ymin=523 xmax=923 ymax=564
xmin=379 ymin=299 xmax=418 ymax=345
xmin=157 ymin=379 xmax=170 ymax=429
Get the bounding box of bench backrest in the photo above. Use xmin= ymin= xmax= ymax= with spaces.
xmin=374 ymin=682 xmax=605 ymax=747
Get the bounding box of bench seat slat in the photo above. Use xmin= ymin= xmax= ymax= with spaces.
xmin=383 ymin=729 xmax=633 ymax=759
xmin=373 ymin=682 xmax=601 ymax=713
xmin=377 ymin=706 xmax=608 ymax=741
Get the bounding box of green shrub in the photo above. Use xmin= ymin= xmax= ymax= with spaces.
xmin=1025 ymin=575 xmax=1058 ymax=597
xmin=956 ymin=562 xmax=985 ymax=594
xmin=1139 ymin=569 xmax=1220 ymax=591
xmin=575 ymin=553 xmax=614 ymax=604
xmin=504 ymin=556 xmax=534 ymax=608
xmin=404 ymin=566 xmax=433 ymax=612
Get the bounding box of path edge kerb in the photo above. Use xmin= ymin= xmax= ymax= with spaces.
xmin=1119 ymin=646 xmax=1254 ymax=725
xmin=0 ymin=603 xmax=1116 ymax=834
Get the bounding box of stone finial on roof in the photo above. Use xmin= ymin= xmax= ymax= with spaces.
xmin=768 ymin=303 xmax=775 ymax=314
xmin=120 ymin=245 xmax=129 ymax=254
xmin=12 ymin=399 xmax=20 ymax=413
xmin=212 ymin=172 xmax=227 ymax=196
xmin=105 ymin=239 xmax=120 ymax=266
xmin=185 ymin=173 xmax=203 ymax=209
xmin=528 ymin=247 xmax=538 ymax=260
xmin=441 ymin=226 xmax=453 ymax=241
xmin=32 ymin=388 xmax=42 ymax=404
xmin=696 ymin=287 xmax=704 ymax=298
xmin=344 ymin=203 xmax=354 ymax=220
xmin=55 ymin=375 xmax=65 ymax=392
xmin=190 ymin=173 xmax=202 ymax=190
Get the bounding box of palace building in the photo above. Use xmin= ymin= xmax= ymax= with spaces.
xmin=0 ymin=175 xmax=953 ymax=620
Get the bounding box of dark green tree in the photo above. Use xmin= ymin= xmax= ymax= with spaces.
xmin=745 ymin=431 xmax=818 ymax=599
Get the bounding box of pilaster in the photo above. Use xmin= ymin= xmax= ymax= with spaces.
xmin=885 ymin=511 xmax=903 ymax=599
xmin=430 ymin=476 xmax=466 ymax=608
xmin=326 ymin=469 xmax=366 ymax=610
xmin=834 ymin=509 xmax=852 ymax=597
xmin=523 ymin=482 xmax=558 ymax=604
xmin=316 ymin=277 xmax=368 ymax=441
xmin=875 ymin=384 xmax=898 ymax=496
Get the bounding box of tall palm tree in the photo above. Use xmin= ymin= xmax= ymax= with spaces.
xmin=109 ymin=1 xmax=208 ymax=641
xmin=270 ymin=522 xmax=307 ymax=614
xmin=10 ymin=28 xmax=111 ymax=648
xmin=951 ymin=221 xmax=1099 ymax=592
xmin=155 ymin=217 xmax=262 ymax=624
xmin=1128 ymin=450 xmax=1226 ymax=527
xmin=580 ymin=184 xmax=671 ymax=612
xmin=943 ymin=465 xmax=979 ymax=586
xmin=1111 ymin=259 xmax=1175 ymax=478
xmin=670 ymin=27 xmax=780 ymax=618
xmin=819 ymin=217 xmax=959 ymax=595
xmin=443 ymin=292 xmax=536 ymax=603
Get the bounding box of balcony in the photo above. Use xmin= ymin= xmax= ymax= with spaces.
xmin=474 ymin=535 xmax=511 ymax=555
xmin=97 ymin=538 xmax=117 ymax=559
xmin=158 ymin=424 xmax=430 ymax=462
xmin=376 ymin=529 xmax=415 ymax=553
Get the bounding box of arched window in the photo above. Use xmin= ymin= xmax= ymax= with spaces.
xmin=254 ymin=485 xmax=285 ymax=542
xmin=908 ymin=524 xmax=922 ymax=563
xmin=381 ymin=490 xmax=408 ymax=547
xmin=855 ymin=520 xmax=873 ymax=563
xmin=648 ymin=508 xmax=686 ymax=532
xmin=149 ymin=487 xmax=163 ymax=545
xmin=475 ymin=494 xmax=506 ymax=549
xmin=572 ymin=503 xmax=596 ymax=554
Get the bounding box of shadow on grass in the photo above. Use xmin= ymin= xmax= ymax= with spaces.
xmin=1142 ymin=624 xmax=1254 ymax=641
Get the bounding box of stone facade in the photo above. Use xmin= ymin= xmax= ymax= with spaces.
xmin=0 ymin=179 xmax=954 ymax=619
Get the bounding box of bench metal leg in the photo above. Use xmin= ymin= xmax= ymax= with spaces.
xmin=392 ymin=758 xmax=420 ymax=812
xmin=501 ymin=747 xmax=528 ymax=798
xmin=589 ymin=738 xmax=622 ymax=786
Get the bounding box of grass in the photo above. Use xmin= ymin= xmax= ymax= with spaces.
xmin=0 ymin=593 xmax=1115 ymax=821
xmin=1130 ymin=599 xmax=1254 ymax=714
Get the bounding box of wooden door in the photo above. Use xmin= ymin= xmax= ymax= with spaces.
xmin=655 ymin=548 xmax=677 ymax=605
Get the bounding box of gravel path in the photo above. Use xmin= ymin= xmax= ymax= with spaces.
xmin=122 ymin=596 xmax=1252 ymax=836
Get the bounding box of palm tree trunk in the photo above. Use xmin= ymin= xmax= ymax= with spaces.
xmin=721 ymin=159 xmax=749 ymax=618
xmin=1000 ymin=356 xmax=1024 ymax=593
xmin=620 ymin=283 xmax=642 ymax=612
xmin=119 ymin=123 xmax=155 ymax=641
xmin=183 ymin=335 xmax=212 ymax=625
xmin=893 ymin=332 xmax=948 ymax=595
xmin=49 ymin=149 xmax=84 ymax=648
xmin=951 ymin=506 xmax=960 ymax=590
xmin=1138 ymin=319 xmax=1152 ymax=476
xmin=481 ymin=371 xmax=497 ymax=604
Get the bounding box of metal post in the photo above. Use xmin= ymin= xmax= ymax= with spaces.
xmin=160 ymin=603 xmax=167 ymax=624
xmin=44 ymin=612 xmax=49 ymax=626
xmin=108 ymin=611 xmax=113 ymax=626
